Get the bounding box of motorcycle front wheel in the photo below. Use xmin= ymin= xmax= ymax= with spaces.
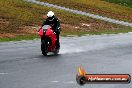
xmin=41 ymin=39 xmax=47 ymax=56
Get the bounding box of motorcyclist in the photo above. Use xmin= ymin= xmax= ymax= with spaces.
xmin=42 ymin=11 xmax=61 ymax=49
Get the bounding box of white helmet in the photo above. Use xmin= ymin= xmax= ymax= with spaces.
xmin=47 ymin=11 xmax=54 ymax=17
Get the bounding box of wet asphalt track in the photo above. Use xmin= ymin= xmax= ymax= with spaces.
xmin=0 ymin=33 xmax=132 ymax=88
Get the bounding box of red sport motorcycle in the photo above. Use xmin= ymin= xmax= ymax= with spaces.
xmin=38 ymin=25 xmax=59 ymax=56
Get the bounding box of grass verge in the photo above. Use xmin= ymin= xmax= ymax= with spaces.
xmin=103 ymin=0 xmax=132 ymax=8
xmin=0 ymin=0 xmax=131 ymax=42
xmin=0 ymin=34 xmax=38 ymax=42
xmin=1 ymin=27 xmax=132 ymax=42
xmin=61 ymin=27 xmax=132 ymax=36
xmin=39 ymin=0 xmax=132 ymax=22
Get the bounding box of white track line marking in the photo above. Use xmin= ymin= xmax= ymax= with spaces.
xmin=51 ymin=80 xmax=75 ymax=84
xmin=25 ymin=0 xmax=132 ymax=27
xmin=51 ymin=81 xmax=59 ymax=83
xmin=63 ymin=81 xmax=75 ymax=84
xmin=0 ymin=73 xmax=8 ymax=75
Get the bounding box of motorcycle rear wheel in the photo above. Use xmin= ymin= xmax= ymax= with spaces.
xmin=54 ymin=48 xmax=59 ymax=55
xmin=42 ymin=50 xmax=47 ymax=56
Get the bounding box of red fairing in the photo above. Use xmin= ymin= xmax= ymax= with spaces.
xmin=45 ymin=27 xmax=57 ymax=51
xmin=38 ymin=28 xmax=43 ymax=37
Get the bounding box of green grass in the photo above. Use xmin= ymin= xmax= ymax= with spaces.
xmin=0 ymin=0 xmax=120 ymax=33
xmin=39 ymin=0 xmax=132 ymax=22
xmin=1 ymin=27 xmax=132 ymax=42
xmin=0 ymin=0 xmax=131 ymax=42
xmin=0 ymin=34 xmax=38 ymax=42
xmin=103 ymin=0 xmax=132 ymax=8
xmin=61 ymin=27 xmax=132 ymax=36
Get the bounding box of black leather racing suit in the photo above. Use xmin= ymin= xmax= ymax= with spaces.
xmin=42 ymin=16 xmax=61 ymax=49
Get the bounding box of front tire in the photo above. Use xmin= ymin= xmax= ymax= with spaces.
xmin=41 ymin=39 xmax=47 ymax=56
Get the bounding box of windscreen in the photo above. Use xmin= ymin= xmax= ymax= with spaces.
xmin=42 ymin=25 xmax=50 ymax=31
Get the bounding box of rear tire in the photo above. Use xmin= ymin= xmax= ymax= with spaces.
xmin=54 ymin=49 xmax=59 ymax=55
xmin=54 ymin=40 xmax=60 ymax=55
xmin=42 ymin=50 xmax=47 ymax=56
